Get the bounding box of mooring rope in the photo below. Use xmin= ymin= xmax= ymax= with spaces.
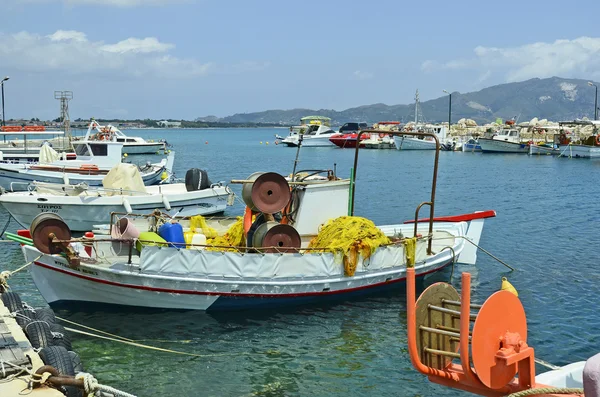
xmin=454 ymin=236 xmax=515 ymax=271
xmin=63 ymin=326 xmax=260 ymax=358
xmin=57 ymin=316 xmax=135 ymax=342
xmin=506 ymin=387 xmax=584 ymax=397
xmin=0 ymin=254 xmax=44 ymax=291
xmin=77 ymin=372 xmax=137 ymax=397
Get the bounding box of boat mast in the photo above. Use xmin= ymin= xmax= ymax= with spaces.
xmin=414 ymin=89 xmax=420 ymax=124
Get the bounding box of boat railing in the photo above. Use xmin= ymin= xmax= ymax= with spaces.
xmin=31 ymin=182 xmax=152 ymax=196
xmin=352 ymin=130 xmax=440 ymax=255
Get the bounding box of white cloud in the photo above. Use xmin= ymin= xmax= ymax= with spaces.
xmin=0 ymin=30 xmax=210 ymax=78
xmin=101 ymin=37 xmax=174 ymax=54
xmin=353 ymin=70 xmax=373 ymax=80
xmin=421 ymin=37 xmax=600 ymax=82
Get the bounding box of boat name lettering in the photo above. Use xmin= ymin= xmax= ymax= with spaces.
xmin=38 ymin=204 xmax=62 ymax=212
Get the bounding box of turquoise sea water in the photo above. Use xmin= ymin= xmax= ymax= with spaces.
xmin=2 ymin=127 xmax=600 ymax=396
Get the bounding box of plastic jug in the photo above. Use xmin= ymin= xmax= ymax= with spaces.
xmin=158 ymin=222 xmax=186 ymax=248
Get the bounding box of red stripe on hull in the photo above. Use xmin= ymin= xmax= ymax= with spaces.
xmin=33 ymin=260 xmax=451 ymax=298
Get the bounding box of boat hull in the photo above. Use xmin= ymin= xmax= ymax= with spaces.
xmin=1 ymin=186 xmax=230 ymax=231
xmin=557 ymin=144 xmax=600 ymax=158
xmin=122 ymin=143 xmax=165 ymax=155
xmin=529 ymin=144 xmax=559 ymax=155
xmin=393 ymin=136 xmax=436 ymax=150
xmin=0 ymin=163 xmax=167 ymax=191
xmin=479 ymin=139 xmax=529 ymax=153
xmin=22 ymin=220 xmax=477 ymax=312
xmin=462 ymin=143 xmax=482 ymax=152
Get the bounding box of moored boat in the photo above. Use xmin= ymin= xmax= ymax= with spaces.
xmin=86 ymin=120 xmax=166 ymax=155
xmin=12 ymin=131 xmax=496 ymax=312
xmin=0 ymin=166 xmax=233 ymax=231
xmin=0 ymin=140 xmax=173 ymax=191
xmin=281 ymin=116 xmax=334 ymax=147
xmin=479 ymin=128 xmax=530 ymax=153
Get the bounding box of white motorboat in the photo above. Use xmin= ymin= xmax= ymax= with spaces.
xmin=11 ymin=133 xmax=496 ymax=312
xmin=283 ymin=125 xmax=338 ymax=147
xmin=363 ymin=122 xmax=399 ymax=149
xmin=0 ymin=165 xmax=233 ymax=231
xmin=0 ymin=140 xmax=173 ymax=191
xmin=281 ymin=116 xmax=334 ymax=147
xmin=86 ymin=120 xmax=166 ymax=155
xmin=479 ymin=128 xmax=530 ymax=153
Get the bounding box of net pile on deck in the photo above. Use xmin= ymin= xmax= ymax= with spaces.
xmin=308 ymin=216 xmax=391 ymax=276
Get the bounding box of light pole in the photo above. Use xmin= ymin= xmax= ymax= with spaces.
xmin=1 ymin=76 xmax=9 ymax=127
xmin=443 ymin=89 xmax=451 ymax=132
xmin=588 ymin=81 xmax=598 ymax=121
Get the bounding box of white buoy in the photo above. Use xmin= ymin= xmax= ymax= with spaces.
xmin=123 ymin=198 xmax=133 ymax=214
xmin=162 ymin=195 xmax=171 ymax=211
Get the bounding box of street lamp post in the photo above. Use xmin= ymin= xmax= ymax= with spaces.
xmin=1 ymin=76 xmax=9 ymax=143
xmin=443 ymin=89 xmax=452 ymax=133
xmin=1 ymin=76 xmax=9 ymax=127
xmin=588 ymin=81 xmax=598 ymax=121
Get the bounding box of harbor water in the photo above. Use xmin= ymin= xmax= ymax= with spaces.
xmin=2 ymin=128 xmax=599 ymax=396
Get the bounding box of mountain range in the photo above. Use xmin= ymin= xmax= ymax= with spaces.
xmin=196 ymin=77 xmax=599 ymax=126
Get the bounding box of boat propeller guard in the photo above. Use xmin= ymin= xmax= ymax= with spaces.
xmin=407 ymin=267 xmax=545 ymax=396
xmin=30 ymin=213 xmax=80 ymax=267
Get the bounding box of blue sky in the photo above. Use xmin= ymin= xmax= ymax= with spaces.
xmin=2 ymin=0 xmax=600 ymax=120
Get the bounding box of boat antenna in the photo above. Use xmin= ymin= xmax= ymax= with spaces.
xmin=291 ymin=132 xmax=304 ymax=183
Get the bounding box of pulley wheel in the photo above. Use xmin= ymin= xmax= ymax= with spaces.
xmin=30 ymin=213 xmax=72 ymax=255
xmin=471 ymin=290 xmax=527 ymax=390
xmin=415 ymin=282 xmax=460 ymax=370
xmin=251 ymin=172 xmax=290 ymax=214
xmin=261 ymin=224 xmax=301 ymax=253
xmin=241 ymin=172 xmax=264 ymax=210
xmin=251 ymin=221 xmax=279 ymax=248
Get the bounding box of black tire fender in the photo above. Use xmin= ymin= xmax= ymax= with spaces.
xmin=24 ymin=320 xmax=53 ymax=349
xmin=49 ymin=322 xmax=72 ymax=351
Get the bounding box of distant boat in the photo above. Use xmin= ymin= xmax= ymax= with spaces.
xmin=462 ymin=138 xmax=482 ymax=152
xmin=478 ymin=128 xmax=529 ymax=154
xmin=86 ymin=120 xmax=166 ymax=155
xmin=281 ymin=116 xmax=334 ymax=147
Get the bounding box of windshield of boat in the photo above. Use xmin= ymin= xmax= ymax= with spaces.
xmin=74 ymin=143 xmax=91 ymax=156
xmin=89 ymin=144 xmax=108 ymax=156
xmin=508 ymin=130 xmax=518 ymax=137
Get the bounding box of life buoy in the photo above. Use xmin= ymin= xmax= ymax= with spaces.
xmin=596 ymin=135 xmax=600 ymax=146
xmin=379 ymin=133 xmax=386 ymax=138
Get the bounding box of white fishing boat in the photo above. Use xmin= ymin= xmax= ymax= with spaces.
xmin=12 ymin=132 xmax=496 ymax=312
xmin=555 ymin=121 xmax=600 ymax=158
xmin=86 ymin=120 xmax=166 ymax=155
xmin=0 ymin=126 xmax=73 ymax=162
xmin=479 ymin=128 xmax=530 ymax=153
xmin=0 ymin=140 xmax=173 ymax=191
xmin=281 ymin=116 xmax=334 ymax=147
xmin=394 ymin=125 xmax=449 ymax=150
xmin=0 ymin=165 xmax=233 ymax=232
xmin=529 ymin=142 xmax=559 ymax=155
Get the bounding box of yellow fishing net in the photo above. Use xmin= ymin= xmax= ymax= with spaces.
xmin=206 ymin=217 xmax=246 ymax=251
xmin=189 ymin=215 xmax=218 ymax=238
xmin=308 ymin=216 xmax=391 ymax=277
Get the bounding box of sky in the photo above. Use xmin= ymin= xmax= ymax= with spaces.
xmin=1 ymin=0 xmax=600 ymax=120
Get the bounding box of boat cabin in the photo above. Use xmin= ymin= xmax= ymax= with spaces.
xmin=69 ymin=141 xmax=125 ymax=168
xmin=491 ymin=128 xmax=521 ymax=143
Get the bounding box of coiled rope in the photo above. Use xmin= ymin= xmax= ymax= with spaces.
xmin=506 ymin=387 xmax=584 ymax=396
xmin=77 ymin=372 xmax=137 ymax=397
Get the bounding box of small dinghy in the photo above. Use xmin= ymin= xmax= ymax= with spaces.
xmin=0 ymin=165 xmax=233 ymax=231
